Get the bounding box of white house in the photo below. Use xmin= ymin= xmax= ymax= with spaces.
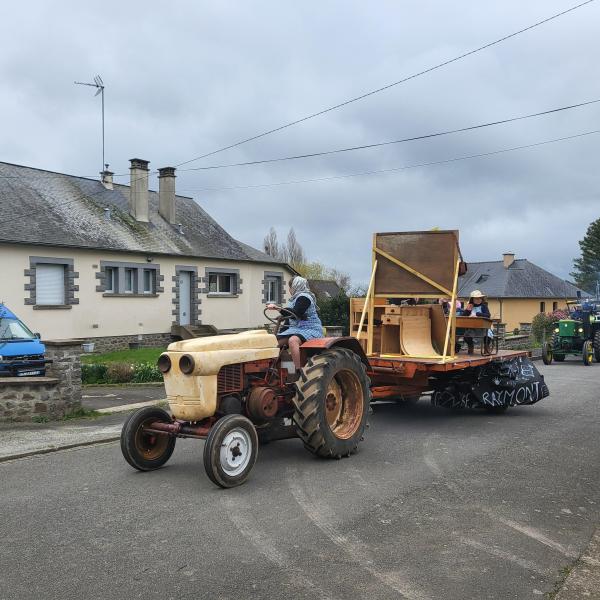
xmin=0 ymin=159 xmax=294 ymax=350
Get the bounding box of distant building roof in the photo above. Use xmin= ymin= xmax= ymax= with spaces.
xmin=0 ymin=161 xmax=287 ymax=266
xmin=458 ymin=258 xmax=589 ymax=299
xmin=308 ymin=279 xmax=343 ymax=299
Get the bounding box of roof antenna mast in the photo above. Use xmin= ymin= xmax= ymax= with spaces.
xmin=74 ymin=75 xmax=105 ymax=176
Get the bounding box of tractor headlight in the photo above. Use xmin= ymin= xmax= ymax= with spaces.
xmin=554 ymin=328 xmax=559 ymax=333
xmin=578 ymin=327 xmax=584 ymax=333
xmin=179 ymin=354 xmax=195 ymax=375
xmin=157 ymin=354 xmax=171 ymax=373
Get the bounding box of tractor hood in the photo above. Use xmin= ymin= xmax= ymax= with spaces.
xmin=167 ymin=329 xmax=277 ymax=353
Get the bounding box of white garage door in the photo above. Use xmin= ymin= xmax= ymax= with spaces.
xmin=36 ymin=264 xmax=65 ymax=305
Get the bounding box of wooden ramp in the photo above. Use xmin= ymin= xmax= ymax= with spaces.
xmin=399 ymin=315 xmax=440 ymax=358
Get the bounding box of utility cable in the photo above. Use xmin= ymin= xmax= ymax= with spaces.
xmin=175 ymin=130 xmax=600 ymax=193
xmin=174 ymin=0 xmax=596 ymax=167
xmin=175 ymin=98 xmax=600 ymax=172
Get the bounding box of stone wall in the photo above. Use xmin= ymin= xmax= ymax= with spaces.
xmin=81 ymin=332 xmax=174 ymax=353
xmin=0 ymin=339 xmax=82 ymax=422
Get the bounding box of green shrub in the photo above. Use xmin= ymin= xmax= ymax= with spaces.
xmin=531 ymin=310 xmax=570 ymax=343
xmin=132 ymin=362 xmax=163 ymax=383
xmin=106 ymin=363 xmax=134 ymax=383
xmin=82 ymin=363 xmax=109 ymax=384
xmin=318 ymin=294 xmax=350 ymax=335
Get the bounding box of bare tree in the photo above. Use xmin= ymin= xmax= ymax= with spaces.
xmin=263 ymin=227 xmax=280 ymax=258
xmin=285 ymin=228 xmax=306 ymax=269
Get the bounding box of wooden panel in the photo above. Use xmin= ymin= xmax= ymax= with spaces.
xmin=374 ymin=231 xmax=458 ymax=295
xmin=455 ymin=316 xmax=494 ymax=329
xmin=385 ymin=305 xmax=401 ymax=315
xmin=430 ymin=303 xmax=448 ymax=355
xmin=399 ymin=315 xmax=440 ymax=357
xmin=381 ymin=324 xmax=401 ymax=354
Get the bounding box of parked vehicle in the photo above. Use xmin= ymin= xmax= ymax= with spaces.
xmin=0 ymin=304 xmax=48 ymax=376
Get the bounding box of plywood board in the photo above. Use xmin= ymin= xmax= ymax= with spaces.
xmin=374 ymin=231 xmax=458 ymax=296
xmin=381 ymin=324 xmax=401 ymax=354
xmin=399 ymin=315 xmax=440 ymax=357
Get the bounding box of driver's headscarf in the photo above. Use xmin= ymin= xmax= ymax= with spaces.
xmin=289 ymin=276 xmax=317 ymax=306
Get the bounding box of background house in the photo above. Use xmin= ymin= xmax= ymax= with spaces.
xmin=458 ymin=253 xmax=588 ymax=331
xmin=0 ymin=160 xmax=294 ymax=350
xmin=307 ymin=279 xmax=343 ymax=301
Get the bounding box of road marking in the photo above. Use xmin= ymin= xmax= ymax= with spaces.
xmin=460 ymin=537 xmax=549 ymax=575
xmin=286 ymin=466 xmax=431 ymax=600
xmin=221 ymin=495 xmax=337 ymax=600
xmin=422 ymin=449 xmax=577 ymax=559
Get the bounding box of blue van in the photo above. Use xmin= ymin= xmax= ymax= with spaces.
xmin=0 ymin=304 xmax=48 ymax=377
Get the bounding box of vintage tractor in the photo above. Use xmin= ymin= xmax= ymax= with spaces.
xmin=121 ymin=307 xmax=371 ymax=488
xmin=542 ymin=302 xmax=600 ymax=366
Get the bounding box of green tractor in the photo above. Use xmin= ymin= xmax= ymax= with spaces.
xmin=542 ymin=301 xmax=600 ymax=366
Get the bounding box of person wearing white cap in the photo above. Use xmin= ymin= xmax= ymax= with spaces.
xmin=461 ymin=290 xmax=491 ymax=354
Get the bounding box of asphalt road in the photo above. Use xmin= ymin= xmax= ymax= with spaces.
xmin=1 ymin=362 xmax=598 ymax=600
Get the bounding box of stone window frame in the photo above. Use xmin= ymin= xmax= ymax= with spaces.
xmin=96 ymin=260 xmax=164 ymax=297
xmin=172 ymin=266 xmax=202 ymax=326
xmin=262 ymin=271 xmax=286 ymax=305
xmin=201 ymin=267 xmax=242 ymax=298
xmin=25 ymin=256 xmax=79 ymax=310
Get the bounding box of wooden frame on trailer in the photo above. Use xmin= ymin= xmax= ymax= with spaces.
xmin=354 ymin=230 xmax=461 ymax=363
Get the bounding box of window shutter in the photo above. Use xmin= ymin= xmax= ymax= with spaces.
xmin=36 ymin=264 xmax=65 ymax=305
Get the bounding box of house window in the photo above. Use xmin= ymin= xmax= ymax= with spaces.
xmin=36 ymin=264 xmax=66 ymax=305
xmin=105 ymin=267 xmax=117 ymax=293
xmin=540 ymin=301 xmax=546 ymax=313
xmin=266 ymin=277 xmax=281 ymax=303
xmin=209 ymin=273 xmax=233 ymax=294
xmin=552 ymin=301 xmax=558 ymax=311
xmin=143 ymin=269 xmax=154 ymax=294
xmin=124 ymin=268 xmax=136 ymax=293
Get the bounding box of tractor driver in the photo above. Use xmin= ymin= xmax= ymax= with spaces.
xmin=267 ymin=276 xmax=323 ymax=371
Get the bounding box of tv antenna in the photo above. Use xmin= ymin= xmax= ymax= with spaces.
xmin=75 ymin=75 xmax=105 ymax=174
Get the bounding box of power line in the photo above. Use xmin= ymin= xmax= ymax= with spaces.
xmin=175 ymin=130 xmax=600 ymax=193
xmin=0 ymin=128 xmax=597 ymax=228
xmin=175 ymin=99 xmax=600 ymax=172
xmin=174 ymin=0 xmax=596 ymax=168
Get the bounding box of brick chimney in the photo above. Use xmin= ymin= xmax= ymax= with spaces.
xmin=100 ymin=166 xmax=113 ymax=190
xmin=158 ymin=167 xmax=176 ymax=224
xmin=129 ymin=158 xmax=150 ymax=222
xmin=503 ymin=252 xmax=515 ymax=269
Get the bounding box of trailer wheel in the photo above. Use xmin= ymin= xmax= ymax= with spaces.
xmin=294 ymin=348 xmax=371 ymax=459
xmin=203 ymin=415 xmax=258 ymax=488
xmin=542 ymin=342 xmax=553 ymax=365
xmin=121 ymin=407 xmax=176 ymax=471
xmin=593 ymin=331 xmax=600 ymax=362
xmin=583 ymin=340 xmax=594 ymax=366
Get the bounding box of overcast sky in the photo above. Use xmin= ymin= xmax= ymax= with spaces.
xmin=1 ymin=1 xmax=599 ymax=285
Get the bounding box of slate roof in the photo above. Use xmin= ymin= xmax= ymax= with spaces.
xmin=0 ymin=161 xmax=287 ymax=266
xmin=458 ymin=259 xmax=589 ymax=299
xmin=308 ymin=279 xmax=344 ymax=299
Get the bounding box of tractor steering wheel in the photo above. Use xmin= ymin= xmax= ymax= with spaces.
xmin=264 ymin=306 xmax=296 ymax=335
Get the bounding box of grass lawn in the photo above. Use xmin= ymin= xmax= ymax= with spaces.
xmin=81 ymin=347 xmax=166 ymax=365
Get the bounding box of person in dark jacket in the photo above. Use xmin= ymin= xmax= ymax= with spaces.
xmin=460 ymin=289 xmax=492 ymax=354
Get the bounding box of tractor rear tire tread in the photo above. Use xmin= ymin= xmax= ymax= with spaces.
xmin=293 ymin=347 xmax=371 ymax=459
xmin=594 ymin=331 xmax=600 ymax=362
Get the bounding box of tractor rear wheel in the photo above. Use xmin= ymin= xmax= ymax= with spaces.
xmin=594 ymin=331 xmax=600 ymax=362
xmin=582 ymin=340 xmax=593 ymax=366
xmin=542 ymin=342 xmax=553 ymax=365
xmin=121 ymin=407 xmax=176 ymax=471
xmin=294 ymin=348 xmax=371 ymax=459
xmin=203 ymin=414 xmax=258 ymax=488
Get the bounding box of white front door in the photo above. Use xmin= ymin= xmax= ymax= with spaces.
xmin=178 ymin=271 xmax=191 ymax=325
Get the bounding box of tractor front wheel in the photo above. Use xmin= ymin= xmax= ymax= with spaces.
xmin=121 ymin=407 xmax=176 ymax=471
xmin=594 ymin=331 xmax=600 ymax=362
xmin=203 ymin=414 xmax=258 ymax=488
xmin=583 ymin=340 xmax=594 ymax=366
xmin=542 ymin=342 xmax=553 ymax=365
xmin=294 ymin=348 xmax=371 ymax=459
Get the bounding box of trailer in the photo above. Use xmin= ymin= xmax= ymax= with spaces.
xmin=120 ymin=230 xmax=549 ymax=488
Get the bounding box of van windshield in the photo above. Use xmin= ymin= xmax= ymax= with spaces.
xmin=0 ymin=317 xmax=35 ymax=341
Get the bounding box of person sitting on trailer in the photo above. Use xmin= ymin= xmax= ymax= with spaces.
xmin=267 ymin=276 xmax=323 ymax=371
xmin=460 ymin=289 xmax=492 ymax=354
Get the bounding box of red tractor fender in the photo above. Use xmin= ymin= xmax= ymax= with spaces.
xmin=300 ymin=337 xmax=369 ymax=368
